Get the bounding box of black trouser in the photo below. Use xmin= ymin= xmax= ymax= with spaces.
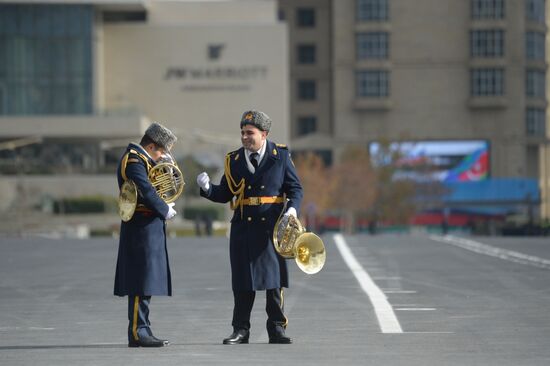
xmin=127 ymin=295 xmax=152 ymax=342
xmin=232 ymin=288 xmax=288 ymax=337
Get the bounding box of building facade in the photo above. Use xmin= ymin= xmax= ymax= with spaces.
xmin=279 ymin=0 xmax=550 ymax=219
xmin=0 ymin=0 xmax=288 ymax=209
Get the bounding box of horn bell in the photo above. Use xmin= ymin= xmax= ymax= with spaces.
xmin=273 ymin=214 xmax=326 ymax=274
xmin=294 ymin=232 xmax=326 ymax=274
xmin=118 ymin=180 xmax=138 ymax=222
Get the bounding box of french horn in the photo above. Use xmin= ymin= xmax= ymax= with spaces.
xmin=118 ymin=154 xmax=185 ymax=222
xmin=273 ymin=212 xmax=326 ymax=274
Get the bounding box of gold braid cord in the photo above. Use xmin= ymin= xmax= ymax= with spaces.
xmin=122 ymin=149 xmax=152 ymax=176
xmin=120 ymin=149 xmax=152 ymax=190
xmin=224 ymin=153 xmax=246 ymax=218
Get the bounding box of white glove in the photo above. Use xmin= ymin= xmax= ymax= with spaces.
xmin=197 ymin=172 xmax=210 ymax=191
xmin=284 ymin=207 xmax=297 ymax=218
xmin=165 ymin=202 xmax=177 ymax=220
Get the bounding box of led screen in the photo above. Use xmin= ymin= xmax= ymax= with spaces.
xmin=369 ymin=140 xmax=489 ymax=182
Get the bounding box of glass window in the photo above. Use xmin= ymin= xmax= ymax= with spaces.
xmin=356 ymin=70 xmax=389 ymax=97
xmin=297 ymin=44 xmax=316 ymax=64
xmin=0 ymin=4 xmax=93 ymax=115
xmin=297 ymin=8 xmax=315 ymax=27
xmin=102 ymin=11 xmax=147 ymax=23
xmin=298 ymin=116 xmax=317 ymax=136
xmin=526 ymin=31 xmax=546 ymax=60
xmin=526 ymin=0 xmax=546 ymax=24
xmin=357 ymin=0 xmax=389 ymax=21
xmin=471 ymin=68 xmax=504 ymax=96
xmin=470 ymin=30 xmax=505 ymax=58
xmin=526 ymin=69 xmax=546 ymax=98
xmin=471 ymin=0 xmax=505 ymax=19
xmin=0 ymin=83 xmax=5 ymax=114
xmin=526 ymin=108 xmax=546 ymax=136
xmin=298 ymin=80 xmax=317 ymax=100
xmin=356 ymin=32 xmax=389 ymax=60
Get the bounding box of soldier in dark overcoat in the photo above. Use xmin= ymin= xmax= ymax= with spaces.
xmin=114 ymin=122 xmax=178 ymax=348
xmin=197 ymin=110 xmax=303 ymax=344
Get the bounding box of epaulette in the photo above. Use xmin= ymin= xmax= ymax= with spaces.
xmin=129 ymin=149 xmax=147 ymax=162
xmin=121 ymin=149 xmax=152 ymax=181
xmin=276 ymin=143 xmax=288 ymax=149
xmin=227 ymin=149 xmax=241 ymax=161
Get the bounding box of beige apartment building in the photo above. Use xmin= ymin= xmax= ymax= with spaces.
xmin=279 ymin=0 xmax=550 ymax=219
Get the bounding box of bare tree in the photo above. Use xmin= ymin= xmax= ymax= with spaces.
xmin=330 ymin=145 xmax=377 ymax=234
xmin=370 ymin=140 xmax=446 ymax=228
xmin=294 ymin=152 xmax=335 ymax=232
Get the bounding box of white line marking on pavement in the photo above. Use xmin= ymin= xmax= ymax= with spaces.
xmin=402 ymin=331 xmax=453 ymax=334
xmin=382 ymin=290 xmax=417 ymax=294
xmin=28 ymin=327 xmax=55 ymax=330
xmin=395 ymin=308 xmax=436 ymax=311
xmin=430 ymin=235 xmax=550 ymax=270
xmin=333 ymin=234 xmax=403 ymax=334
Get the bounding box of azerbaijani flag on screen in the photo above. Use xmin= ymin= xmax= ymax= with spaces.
xmin=444 ymin=147 xmax=488 ymax=182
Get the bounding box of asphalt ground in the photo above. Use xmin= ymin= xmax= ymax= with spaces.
xmin=1 ymin=233 xmax=550 ymax=365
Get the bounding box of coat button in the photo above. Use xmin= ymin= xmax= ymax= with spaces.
xmin=247 ymin=217 xmax=252 ymax=221
xmin=261 ymin=217 xmax=266 ymax=221
xmin=260 ymin=185 xmax=265 ymax=189
xmin=248 ymin=185 xmax=252 ymax=189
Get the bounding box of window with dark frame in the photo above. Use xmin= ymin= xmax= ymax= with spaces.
xmin=356 ymin=70 xmax=389 ymax=97
xmin=526 ymin=31 xmax=546 ymax=60
xmin=526 ymin=69 xmax=546 ymax=98
xmin=356 ymin=32 xmax=389 ymax=60
xmin=525 ymin=0 xmax=545 ymax=23
xmin=470 ymin=29 xmax=505 ymax=58
xmin=297 ymin=8 xmax=315 ymax=27
xmin=526 ymin=108 xmax=546 ymax=136
xmin=356 ymin=0 xmax=389 ymax=21
xmin=298 ymin=116 xmax=317 ymax=136
xmin=470 ymin=68 xmax=505 ymax=96
xmin=298 ymin=80 xmax=317 ymax=100
xmin=471 ymin=0 xmax=505 ymax=19
xmin=297 ymin=44 xmax=316 ymax=64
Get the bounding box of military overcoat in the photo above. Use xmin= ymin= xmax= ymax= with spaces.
xmin=201 ymin=140 xmax=303 ymax=291
xmin=114 ymin=143 xmax=172 ymax=297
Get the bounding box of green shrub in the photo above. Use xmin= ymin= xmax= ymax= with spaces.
xmin=183 ymin=205 xmax=224 ymax=220
xmin=54 ymin=196 xmax=117 ymax=214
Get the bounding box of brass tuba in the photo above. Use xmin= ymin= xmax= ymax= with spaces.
xmin=273 ymin=212 xmax=326 ymax=274
xmin=118 ymin=154 xmax=185 ymax=222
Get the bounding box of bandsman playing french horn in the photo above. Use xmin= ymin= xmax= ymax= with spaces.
xmin=114 ymin=122 xmax=180 ymax=348
xmin=197 ymin=110 xmax=303 ymax=345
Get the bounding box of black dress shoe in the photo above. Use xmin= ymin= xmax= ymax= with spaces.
xmin=223 ymin=329 xmax=249 ymax=344
xmin=152 ymin=336 xmax=170 ymax=346
xmin=128 ymin=335 xmax=169 ymax=348
xmin=268 ymin=335 xmax=292 ymax=344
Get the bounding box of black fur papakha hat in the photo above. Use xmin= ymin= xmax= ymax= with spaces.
xmin=144 ymin=122 xmax=177 ymax=149
xmin=240 ymin=110 xmax=271 ymax=133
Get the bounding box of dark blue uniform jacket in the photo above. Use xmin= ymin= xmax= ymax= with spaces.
xmin=114 ymin=143 xmax=172 ymax=296
xmin=201 ymin=140 xmax=303 ymax=291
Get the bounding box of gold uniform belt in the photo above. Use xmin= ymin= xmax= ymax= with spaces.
xmin=242 ymin=196 xmax=284 ymax=206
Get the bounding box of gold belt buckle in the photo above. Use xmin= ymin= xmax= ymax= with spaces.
xmin=248 ymin=197 xmax=261 ymax=206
